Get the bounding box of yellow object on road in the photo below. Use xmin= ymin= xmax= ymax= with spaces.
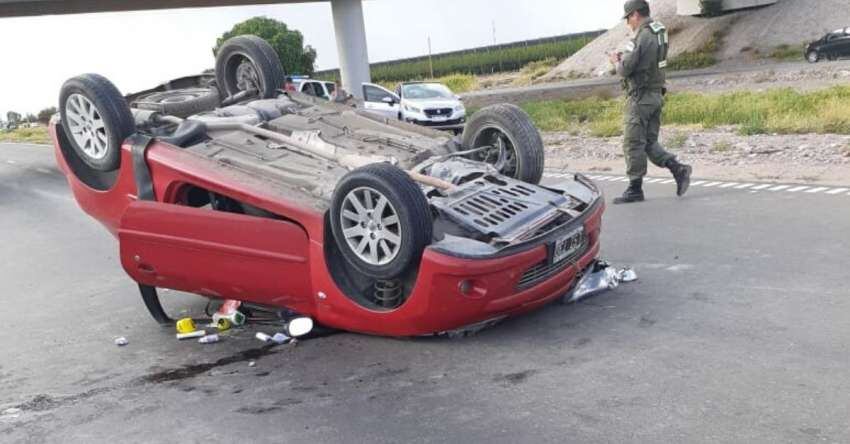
xmin=176 ymin=317 xmax=197 ymax=334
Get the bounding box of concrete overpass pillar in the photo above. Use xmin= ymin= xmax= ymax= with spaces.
xmin=331 ymin=0 xmax=371 ymax=99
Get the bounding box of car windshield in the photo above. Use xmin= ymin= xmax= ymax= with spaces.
xmin=402 ymin=83 xmax=454 ymax=100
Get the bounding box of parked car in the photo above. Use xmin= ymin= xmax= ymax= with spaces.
xmin=362 ymin=82 xmax=466 ymax=134
xmin=806 ymin=28 xmax=850 ymax=63
xmin=287 ymin=77 xmax=337 ymax=100
xmin=50 ymin=36 xmax=606 ymax=337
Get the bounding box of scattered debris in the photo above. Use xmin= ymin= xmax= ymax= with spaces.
xmin=114 ymin=337 xmax=129 ymax=347
xmin=271 ymin=333 xmax=290 ymax=345
xmin=566 ymin=260 xmax=638 ymax=303
xmin=284 ymin=317 xmax=314 ymax=338
xmin=2 ymin=407 xmax=22 ymax=416
xmin=213 ymin=300 xmax=246 ymax=327
xmin=198 ymin=334 xmax=220 ymax=344
xmin=176 ymin=330 xmax=207 ymax=340
xmin=255 ymin=332 xmax=272 ymax=343
xmin=175 ymin=318 xmax=197 ymax=334
xmin=248 ymin=361 xmax=257 ymax=367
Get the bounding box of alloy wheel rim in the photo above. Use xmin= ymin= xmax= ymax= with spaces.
xmin=65 ymin=93 xmax=109 ymax=161
xmin=340 ymin=186 xmax=402 ymax=266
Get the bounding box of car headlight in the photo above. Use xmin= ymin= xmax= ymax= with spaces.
xmin=404 ymin=104 xmax=422 ymax=114
xmin=454 ymin=104 xmax=465 ymax=113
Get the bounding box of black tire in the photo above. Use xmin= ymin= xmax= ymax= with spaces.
xmin=330 ymin=163 xmax=432 ymax=280
xmin=59 ymin=73 xmax=135 ymax=172
xmin=461 ymin=104 xmax=545 ymax=184
xmin=134 ymin=88 xmax=220 ymax=118
xmin=215 ymin=35 xmax=286 ymax=100
xmin=806 ymin=51 xmax=819 ymax=63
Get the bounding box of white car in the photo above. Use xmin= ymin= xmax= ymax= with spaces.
xmin=361 ymin=82 xmax=466 ymax=133
xmin=290 ymin=78 xmax=337 ymax=100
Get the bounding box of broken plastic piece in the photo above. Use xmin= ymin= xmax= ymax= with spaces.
xmin=271 ymin=333 xmax=291 ymax=344
xmin=566 ymin=260 xmax=638 ymax=303
xmin=248 ymin=361 xmax=257 ymax=367
xmin=285 ymin=317 xmax=314 ymax=338
xmin=176 ymin=317 xmax=197 ymax=334
xmin=198 ymin=334 xmax=220 ymax=344
xmin=255 ymin=332 xmax=272 ymax=342
xmin=213 ymin=299 xmax=246 ymax=327
xmin=114 ymin=337 xmax=129 ymax=346
xmin=176 ymin=330 xmax=206 ymax=340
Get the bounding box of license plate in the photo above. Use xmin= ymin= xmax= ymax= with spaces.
xmin=551 ymin=227 xmax=584 ymax=264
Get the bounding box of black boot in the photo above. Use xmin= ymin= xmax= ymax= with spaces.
xmin=667 ymin=159 xmax=692 ymax=197
xmin=613 ymin=178 xmax=645 ymax=204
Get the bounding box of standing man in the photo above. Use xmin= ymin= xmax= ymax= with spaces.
xmin=609 ymin=0 xmax=692 ymax=204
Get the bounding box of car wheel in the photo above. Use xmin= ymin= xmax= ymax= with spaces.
xmin=330 ymin=163 xmax=433 ymax=280
xmin=59 ymin=74 xmax=135 ymax=172
xmin=133 ymin=88 xmax=221 ymax=118
xmin=215 ymin=35 xmax=286 ymax=100
xmin=461 ymin=104 xmax=545 ymax=184
xmin=807 ymin=51 xmax=819 ymax=63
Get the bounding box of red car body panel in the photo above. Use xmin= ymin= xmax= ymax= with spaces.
xmin=51 ymin=124 xmax=605 ymax=337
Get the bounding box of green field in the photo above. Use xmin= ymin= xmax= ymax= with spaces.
xmin=0 ymin=126 xmax=50 ymax=144
xmin=521 ymin=86 xmax=850 ymax=137
xmin=319 ymin=33 xmax=600 ymax=85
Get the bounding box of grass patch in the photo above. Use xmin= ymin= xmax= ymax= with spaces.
xmin=667 ymin=33 xmax=720 ymax=71
xmin=513 ymin=58 xmax=559 ymax=86
xmin=765 ymin=44 xmax=803 ymax=61
xmin=0 ymin=126 xmax=50 ymax=144
xmin=519 ymin=85 xmax=850 ymax=136
xmin=667 ymin=132 xmax=689 ymax=150
xmin=711 ymin=140 xmax=733 ymax=153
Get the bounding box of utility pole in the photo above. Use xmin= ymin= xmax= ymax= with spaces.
xmin=428 ymin=36 xmax=434 ymax=79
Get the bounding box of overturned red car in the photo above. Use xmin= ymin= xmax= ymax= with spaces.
xmin=51 ymin=36 xmax=605 ymax=337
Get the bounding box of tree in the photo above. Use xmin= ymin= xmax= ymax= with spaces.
xmin=37 ymin=107 xmax=58 ymax=124
xmin=7 ymin=111 xmax=21 ymax=124
xmin=25 ymin=113 xmax=37 ymax=124
xmin=214 ymin=17 xmax=317 ymax=76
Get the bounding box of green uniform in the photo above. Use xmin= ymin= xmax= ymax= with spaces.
xmin=618 ymin=19 xmax=675 ymax=180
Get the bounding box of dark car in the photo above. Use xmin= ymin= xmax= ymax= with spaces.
xmin=806 ymin=28 xmax=850 ymax=63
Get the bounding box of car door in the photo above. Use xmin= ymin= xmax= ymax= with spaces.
xmin=118 ymin=201 xmax=314 ymax=311
xmin=361 ymin=83 xmax=400 ymax=119
xmin=838 ymin=33 xmax=850 ymax=58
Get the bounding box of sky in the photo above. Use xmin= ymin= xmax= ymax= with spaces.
xmin=0 ymin=0 xmax=623 ymax=117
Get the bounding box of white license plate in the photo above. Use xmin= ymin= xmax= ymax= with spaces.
xmin=552 ymin=227 xmax=584 ymax=263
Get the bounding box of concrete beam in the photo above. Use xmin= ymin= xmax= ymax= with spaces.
xmin=331 ymin=0 xmax=371 ymax=99
xmin=0 ymin=0 xmax=325 ymax=18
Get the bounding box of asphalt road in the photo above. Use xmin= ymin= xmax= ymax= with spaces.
xmin=2 ymin=142 xmax=849 ymax=443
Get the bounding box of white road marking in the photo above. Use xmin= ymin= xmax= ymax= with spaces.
xmin=690 ymin=180 xmax=707 ymax=186
xmin=703 ymin=182 xmax=722 ymax=187
xmin=787 ymin=186 xmax=810 ymax=192
xmin=615 ymin=177 xmax=630 ymax=182
xmin=645 ymin=178 xmax=663 ymax=183
xmin=658 ymin=179 xmax=673 ymax=184
xmin=719 ymin=182 xmax=739 ymax=188
xmin=751 ymin=184 xmax=771 ymax=190
xmin=805 ymin=187 xmax=829 ymax=194
xmin=826 ymin=188 xmax=848 ymax=195
xmin=768 ymin=185 xmax=790 ymax=192
xmin=734 ymin=184 xmax=754 ymax=189
xmin=5 ymin=160 xmax=16 ymax=164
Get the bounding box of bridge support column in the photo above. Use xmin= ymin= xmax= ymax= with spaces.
xmin=331 ymin=0 xmax=371 ymax=99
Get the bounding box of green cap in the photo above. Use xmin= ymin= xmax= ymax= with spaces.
xmin=623 ymin=0 xmax=649 ymax=18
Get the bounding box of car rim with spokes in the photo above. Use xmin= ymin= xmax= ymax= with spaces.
xmin=235 ymin=58 xmax=262 ymax=92
xmin=340 ymin=186 xmax=402 ymax=266
xmin=807 ymin=51 xmax=818 ymax=63
xmin=471 ymin=125 xmax=519 ymax=178
xmin=65 ymin=93 xmax=109 ymax=161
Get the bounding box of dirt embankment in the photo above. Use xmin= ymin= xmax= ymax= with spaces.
xmin=544 ymin=0 xmax=850 ymax=81
xmin=543 ymin=128 xmax=850 ymax=186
